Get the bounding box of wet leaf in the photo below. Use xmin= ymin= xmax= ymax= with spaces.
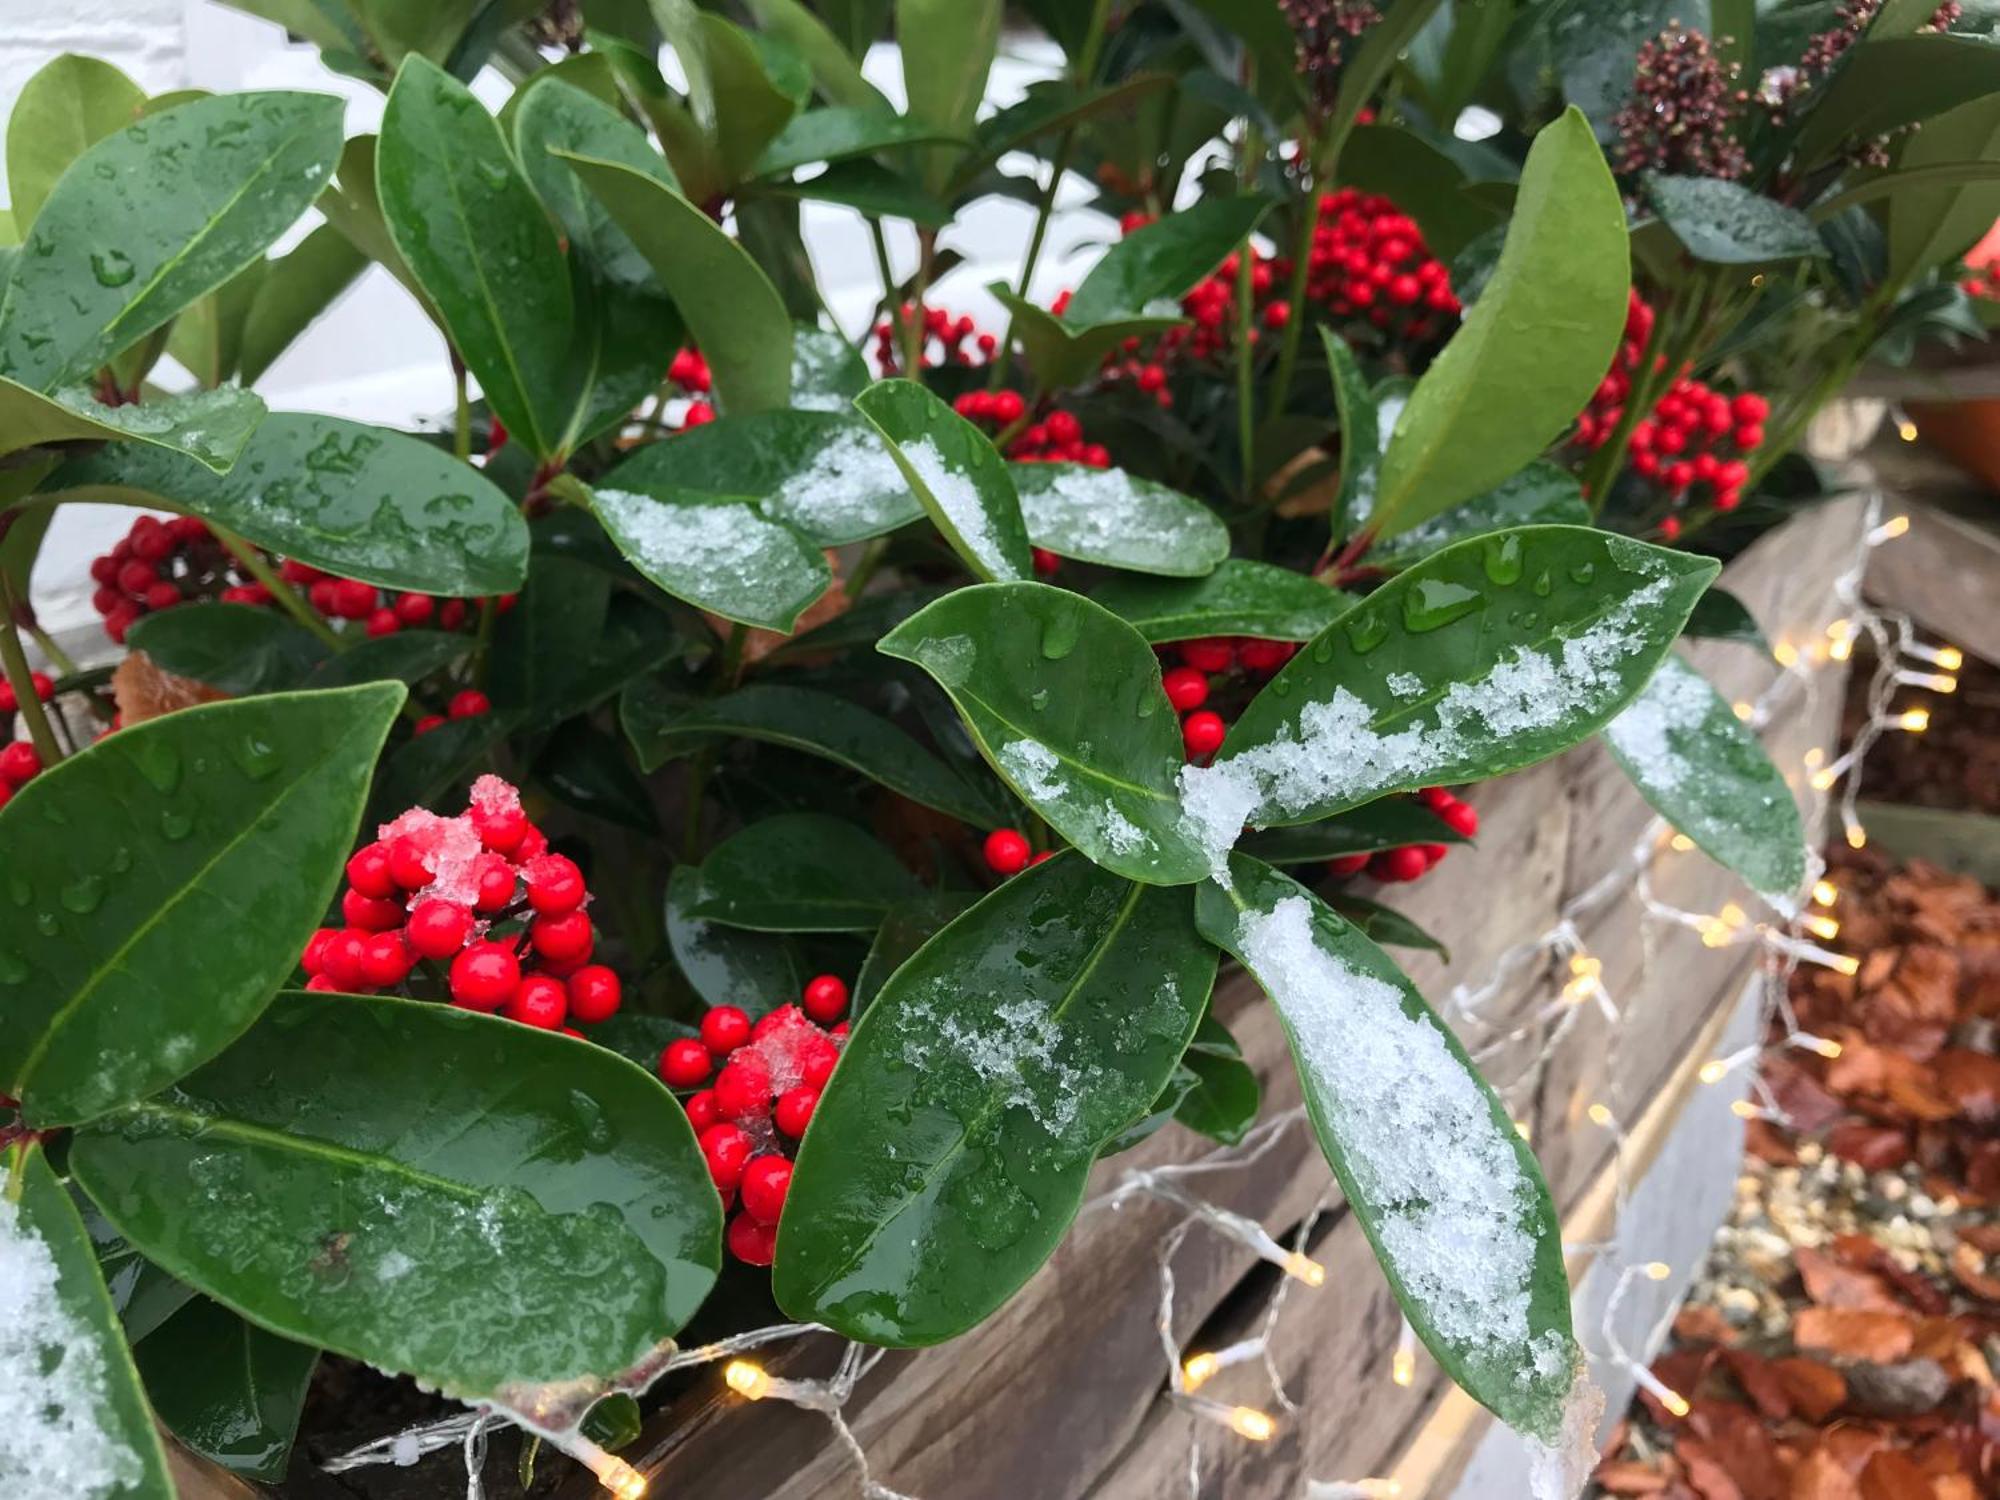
xmin=854 ymin=379 xmax=1032 ymax=582
xmin=690 ymin=813 xmax=920 ymax=931
xmin=1683 ymin=586 xmax=1769 ymax=651
xmin=1090 ymin=558 xmax=1349 ymax=644
xmin=134 ymin=1297 xmax=317 ymax=1483
xmin=1369 ymin=462 xmax=1591 ymax=571
xmin=3 ymin=53 xmax=146 ymax=233
xmin=1323 ymin=892 xmax=1450 ymax=957
xmin=1063 ymin=196 xmax=1272 ymax=327
xmin=1010 ymin=463 xmax=1228 ymax=577
xmin=1645 ymin=174 xmax=1828 ymax=265
xmin=488 ymin=554 xmax=681 ymax=725
xmin=774 ymin=854 xmax=1213 ymax=1343
xmin=666 ymin=864 xmax=803 ymax=1014
xmin=586 ymin=482 xmax=831 ymax=632
xmin=1 ymin=684 xmax=404 ymax=1127
xmin=126 ymin=604 xmax=326 ymax=696
xmin=69 ymin=992 xmax=722 ymax=1414
xmin=754 ymin=106 xmax=955 ymax=174
xmin=1321 ymin=327 xmax=1383 ymax=538
xmin=853 ymin=891 xmax=976 ymax=1012
xmin=1887 ymin=94 xmax=2000 ymax=282
xmin=306 ymin=629 xmax=468 ymax=690
xmin=1240 ymin=800 xmax=1469 ymax=863
xmin=0 ymin=373 xmax=264 ymax=473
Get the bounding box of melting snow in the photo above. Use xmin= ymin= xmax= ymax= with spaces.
xmin=1016 ymin=467 xmax=1213 ymax=563
xmin=764 ymin=425 xmax=909 ymax=535
xmin=999 ymin=739 xmax=1154 ymax=860
xmin=902 ymin=438 xmax=1007 ymax=575
xmin=594 ymin=489 xmax=793 ymax=595
xmin=1602 ymin=658 xmax=1709 ymax=792
xmin=377 ymin=806 xmax=486 ymax=910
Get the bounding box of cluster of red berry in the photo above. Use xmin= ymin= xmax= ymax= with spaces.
xmin=1959 ymin=261 xmax=2000 ymax=303
xmin=666 ymin=347 xmax=717 ymax=429
xmin=1573 ymin=292 xmax=1768 ymax=537
xmin=1326 ymin=787 xmax=1478 ymax=885
xmin=660 ymin=977 xmax=851 ymax=1266
xmin=298 ymin=775 xmax=622 ymax=1033
xmin=0 ymin=670 xmax=47 ymax=808
xmin=1160 ymin=634 xmax=1300 ymax=762
xmin=949 ymin=388 xmax=1113 ymax=471
xmin=870 ymin=303 xmax=999 ymax=376
xmin=278 ymin=559 xmax=512 ymax=641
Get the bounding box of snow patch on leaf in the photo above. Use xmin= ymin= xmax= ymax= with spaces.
xmin=1601 ymin=656 xmax=1710 ymax=791
xmin=998 ymin=738 xmax=1153 ymax=859
xmin=764 ymin=425 xmax=909 ymax=536
xmin=903 ymin=438 xmax=1008 ymax=577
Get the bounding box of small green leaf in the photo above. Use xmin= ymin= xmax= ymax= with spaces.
xmin=307 ymin=629 xmax=468 ymax=689
xmin=488 ymin=554 xmax=681 ymax=725
xmin=126 ymin=604 xmax=326 ymax=695
xmin=691 ymin=814 xmax=920 ymax=932
xmin=1064 ymin=196 xmax=1272 ymax=327
xmin=853 ymin=379 xmax=1032 ymax=582
xmin=853 ymin=891 xmax=976 ymax=1011
xmin=1682 ymin=587 xmax=1769 ymax=652
xmin=1241 ymin=800 xmax=1469 ymax=864
xmin=0 ymin=91 xmax=342 ymax=391
xmin=1107 ymin=1011 xmax=1260 ymax=1153
xmin=758 ymin=159 xmax=952 ymax=225
xmin=134 ymin=1297 xmax=317 ymax=1483
xmin=1010 ymin=463 xmax=1229 ymax=577
xmin=1178 ymin=528 xmax=1715 ymax=876
xmin=623 ymin=683 xmax=1004 ymax=825
xmin=513 ymin=79 xmax=679 ymax=292
xmin=1794 ymin=34 xmax=2000 ymax=170
xmin=1369 ymin=462 xmax=1592 ymax=570
xmin=880 ymin=583 xmax=1211 ymax=884
xmin=741 ymin=0 xmax=888 ymax=110
xmin=1196 ymin=857 xmax=1577 ymax=1440
xmin=1324 ymin=891 xmax=1450 ymax=957
xmin=588 ymin=482 xmax=831 ymax=633
xmin=1644 ymin=174 xmax=1828 ymax=265
xmin=1 ymin=685 xmax=404 ymax=1127
xmin=1 ymin=1143 xmax=175 ymax=1500
xmin=366 ymin=712 xmax=508 ymax=827
xmin=70 ymin=993 xmax=722 ymax=1416
xmin=1090 ymin=559 xmax=1348 ymax=644
xmin=898 ymin=0 xmax=998 ymax=190
xmin=754 ymin=106 xmax=954 ymax=174
xmin=774 ymin=855 xmax=1214 ymax=1344
xmin=1888 ymin=94 xmax=2000 ymax=282
xmin=1601 ymin=655 xmax=1807 ymax=900
xmin=1370 ymin=108 xmax=1627 ymax=541
xmin=988 ymin=288 xmax=1178 ymax=391
xmin=957 ymin=75 xmax=1173 ymax=186
xmin=1322 ymin=328 xmax=1383 ymax=537
xmin=533 ymin=720 xmax=661 ymax=834
xmin=666 ymin=864 xmax=803 ymax=1013
xmin=1339 ymin=123 xmax=1502 ymax=261
xmin=47 ymin=411 xmax=529 ymax=595
xmin=4 ymin=53 xmax=146 ymax=233
xmin=79 ymin=1196 xmax=196 ymax=1343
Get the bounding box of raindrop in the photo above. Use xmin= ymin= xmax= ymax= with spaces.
xmin=1481 ymin=533 xmax=1523 ymax=586
xmin=133 ymin=741 xmax=183 ymax=794
xmin=1401 ymin=578 xmax=1482 ymax=633
xmin=160 ymin=809 xmax=194 ymax=841
xmin=35 ymin=912 xmax=61 ymax=938
xmin=1569 ymin=562 xmax=1596 ymax=585
xmin=1344 ymin=610 xmax=1389 ymax=654
xmin=232 ymin=734 xmax=282 ymax=781
xmin=0 ymin=953 xmax=25 ymax=984
xmin=1029 ymin=688 xmax=1049 ymax=711
xmin=90 ymin=250 xmax=136 ymax=287
xmin=1039 ymin=612 xmax=1079 ymax=661
xmin=60 ymin=876 xmax=105 ymax=915
xmin=1531 ymin=570 xmax=1554 ymax=598
xmin=1311 ymin=638 xmax=1334 ymax=664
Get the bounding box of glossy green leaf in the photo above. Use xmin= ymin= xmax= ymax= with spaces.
xmin=4 ymin=53 xmax=146 ymax=233
xmin=561 ymin=149 xmax=795 ymax=413
xmin=1324 ymin=891 xmax=1449 ymax=958
xmin=741 ymin=0 xmax=887 ymax=110
xmin=1106 ymin=1011 xmax=1259 ymax=1154
xmin=759 ymin=159 xmax=952 ymax=225
xmin=1 ymin=685 xmax=403 ymax=1127
xmin=1370 ymin=462 xmax=1592 ymax=570
xmin=1682 ymin=586 xmax=1768 ymax=651
xmin=514 ymin=79 xmax=679 ymax=292
xmin=1544 ymin=0 xmax=1686 ymax=132
xmin=1889 ymin=94 xmax=2000 ymax=282
xmin=166 ymin=260 xmax=265 ymax=389
xmin=1179 ymin=528 xmax=1716 ymax=872
xmin=0 ymin=378 xmax=265 ymax=472
xmin=47 ymin=412 xmax=529 ymax=596
xmin=1370 ymin=108 xmax=1627 ymax=541
xmin=585 ymin=1011 xmax=698 ymax=1074
xmin=318 ymin=135 xmax=437 ymax=320
xmin=497 ymin=50 xmax=623 ymax=139
xmin=0 ymin=91 xmax=342 ymax=391
xmin=588 ymin=482 xmax=830 ymax=632
xmin=898 ymin=0 xmax=998 ymax=191
xmin=879 ymin=583 xmax=1211 ymax=884
xmin=70 ymin=992 xmax=722 ymax=1414
xmin=956 ymin=75 xmax=1173 ymax=187
xmin=623 ymin=683 xmax=1003 ymax=825
xmin=853 ymin=891 xmax=975 ymax=1011
xmin=1010 ymin=463 xmax=1228 ymax=577
xmin=605 ymin=409 xmax=920 ymax=546
xmin=1322 ymin=328 xmax=1383 ymax=538
xmin=1 ymin=1143 xmax=175 ymax=1500
xmin=366 ymin=712 xmax=509 ymax=828
xmin=789 ymin=326 xmax=870 ymax=412
xmin=1601 ymin=654 xmax=1806 ymax=900
xmin=134 ymin=1297 xmax=316 ymax=1483
xmin=666 ymin=864 xmax=803 ymax=1013
xmin=1241 ymin=800 xmax=1469 ymax=864
xmin=533 ymin=720 xmax=661 ymax=834
xmin=378 ymin=58 xmax=574 ymax=458
xmin=1794 ymin=34 xmax=2000 ymax=169
xmin=690 ymin=813 xmax=920 ymax=931
xmin=775 ymin=854 xmax=1215 ymax=1344
xmin=307 ymin=629 xmax=468 ymax=689
xmin=79 ymin=1196 xmax=194 ymax=1344
xmin=1196 ymin=857 xmax=1576 ymax=1440
xmin=125 ymin=604 xmax=326 ymax=695
xmin=988 ymin=288 xmax=1179 ymax=391
xmin=755 ymin=106 xmax=954 ymax=174
xmin=1090 ymin=559 xmax=1348 ymax=644
xmin=853 ymin=379 xmax=1032 ymax=581
xmin=1065 ymin=196 xmax=1272 ymax=327
xmin=489 ymin=554 xmax=680 ymax=726
xmin=1644 ymin=174 xmax=1827 ymax=265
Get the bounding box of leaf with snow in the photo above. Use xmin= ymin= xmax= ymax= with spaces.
xmin=1010 ymin=463 xmax=1228 ymax=577
xmin=1195 ymin=857 xmax=1580 ymax=1441
xmin=1177 ymin=526 xmax=1715 ymax=880
xmin=853 ymin=379 xmax=1032 ymax=581
xmin=1601 ymin=654 xmax=1806 ymax=903
xmin=1 ymin=1144 xmax=173 ymax=1500
xmin=1368 ymin=462 xmax=1591 ymax=572
xmin=1091 ymin=558 xmax=1349 ymax=644
xmin=588 ymin=483 xmax=830 ymax=632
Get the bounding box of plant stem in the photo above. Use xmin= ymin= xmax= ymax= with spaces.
xmin=25 ymin=624 xmax=77 ymax=679
xmin=717 ymin=620 xmax=747 ymax=689
xmin=845 ymin=537 xmax=890 ymax=597
xmin=1235 ymin=243 xmax=1257 ymax=502
xmin=452 ymin=351 xmax=472 ymax=463
xmin=1265 ymin=191 xmax=1324 ymax=418
xmin=0 ymin=577 xmax=62 ymax=766
xmin=209 ymin=522 xmax=344 ymax=650
xmin=900 ymin=229 xmax=937 ymax=384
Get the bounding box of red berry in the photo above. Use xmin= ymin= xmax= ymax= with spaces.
xmin=439 ymin=599 xmax=468 ymax=631
xmin=143 ymin=582 xmax=182 ymax=612
xmin=387 ymin=836 xmax=434 ymax=891
xmin=699 ymin=1123 xmax=752 ymax=1192
xmin=1733 ymin=424 xmax=1764 ymax=450
xmin=1031 ymin=547 xmax=1061 ymax=577
xmin=1440 ymin=800 xmax=1478 ymax=838
xmin=1046 ymin=410 xmax=1081 ymax=444
xmin=682 ymin=400 xmax=716 ymax=427
xmin=394 ymin=592 xmax=435 ymax=625
xmin=331 ymin=578 xmax=379 ymax=620
xmin=514 ymin=825 xmax=548 ymax=861
xmin=524 ymin=853 xmax=585 ymax=914
xmin=530 ymin=909 xmax=593 ymax=963
xmin=1262 ymin=299 xmax=1292 ymax=328
xmin=660 ymin=1038 xmax=713 ymax=1088
xmin=984 ymin=828 xmax=1031 ymax=875
xmin=448 ymin=940 xmax=520 ymax=1010
xmin=713 ymin=1057 xmax=773 ymax=1120
xmin=448 ymin=689 xmax=490 ymax=720
xmin=117 ymin=560 xmax=157 ymax=596
xmin=1370 ymin=846 xmax=1428 ymax=883
xmin=0 ymin=741 xmax=43 ymax=785
xmin=774 ymin=1085 xmax=820 ymax=1138
xmin=738 ymin=1154 xmax=793 ymax=1224
xmin=1179 ymin=637 xmax=1234 ymax=673
xmin=342 ymin=887 xmax=405 ymax=931
xmin=472 ymin=852 xmax=516 ymax=912
xmin=752 ymin=1004 xmax=803 ymax=1041
xmin=1162 ymin=666 xmax=1208 ymax=712
xmin=1326 ymin=853 xmax=1370 ymax=878
xmin=301 ymin=927 xmax=339 ymax=976
xmin=685 ymin=1089 xmax=718 ymax=1130
xmin=1730 ymin=392 xmax=1768 ymax=424
xmin=359 ymin=930 xmax=414 ymax=987
xmin=404 ymin=899 xmax=471 ymax=959
xmin=345 ymin=841 xmax=397 ymax=899
xmin=470 ymin=794 xmax=528 ymax=855
xmin=1237 ymin=638 xmax=1294 ymax=675
xmin=801 ymin=974 xmax=849 ymax=1024
xmin=1181 ymin=710 xmax=1226 ymax=758
xmin=991 ymin=389 xmax=1025 ymax=423
xmin=801 ymin=1034 xmax=840 ymax=1088
xmin=726 ymin=1212 xmax=777 ymax=1265
xmin=322 ymin=929 xmax=372 ymax=990
xmin=304 ymin=972 xmax=339 ymax=991
xmin=700 ymin=1004 xmax=752 ymax=1055
xmin=507 ymin=975 xmax=569 ymax=1030
xmin=414 ymin=715 xmax=446 ymax=735
xmin=566 ymin=965 xmax=623 ymax=1024
xmin=365 ymin=607 xmax=400 ymax=638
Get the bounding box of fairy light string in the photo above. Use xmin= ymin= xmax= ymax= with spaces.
xmin=322 ymin=492 xmax=1947 ymax=1498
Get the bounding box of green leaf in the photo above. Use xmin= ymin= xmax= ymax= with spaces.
xmin=956 ymin=75 xmax=1174 ymax=187
xmin=367 ymin=712 xmax=508 ymax=826
xmin=134 ymin=1297 xmax=316 ymax=1483
xmin=741 ymin=0 xmax=888 ymax=110
xmin=166 ymin=260 xmax=265 ymax=389
xmin=666 ymin=863 xmax=803 ymax=1012
xmin=1795 ymin=34 xmax=2000 ymax=170
xmin=1108 ymin=1010 xmax=1260 ymax=1154
xmin=1682 ymin=586 xmax=1768 ymax=651
xmin=1601 ymin=654 xmax=1806 ymax=900
xmin=587 ymin=482 xmax=831 ymax=632
xmin=584 ymin=1011 xmax=698 ymax=1074
xmin=879 ymin=583 xmax=1211 ymax=884
xmin=1644 ymin=174 xmax=1828 ymax=265
xmin=318 ymin=135 xmax=438 ymax=321
xmin=898 ymin=0 xmax=999 ymax=191
xmin=758 ymin=159 xmax=952 ymax=225
xmin=988 ymin=287 xmax=1179 ymax=391
xmin=1010 ymin=463 xmax=1229 ymax=577
xmin=853 ymin=890 xmax=975 ymax=1011
xmin=533 ymin=719 xmax=661 ymax=834
xmin=1241 ymin=800 xmax=1470 ymax=863
xmin=1324 ymin=890 xmax=1450 ymax=957
xmin=689 ymin=813 xmax=920 ymax=931
xmin=1 ymin=1143 xmax=175 ymax=1500
xmin=853 ymin=379 xmax=1032 ymax=581
xmin=1 ymin=685 xmax=403 ymax=1127
xmin=4 ymin=53 xmax=147 ymax=233
xmin=514 ymin=78 xmax=679 ymax=291
xmin=561 ymin=149 xmax=794 ymax=413
xmin=1090 ymin=559 xmax=1349 ymax=644
xmin=789 ymin=326 xmax=870 ymax=411
xmin=1065 ymin=196 xmax=1273 ymax=327
xmin=774 ymin=854 xmax=1214 ymax=1344
xmin=69 ymin=992 xmax=722 ymax=1415
xmin=47 ymin=412 xmax=529 ymax=596
xmin=1339 ymin=124 xmax=1502 ymax=261
xmin=307 ymin=629 xmax=468 ymax=689
xmin=623 ymin=683 xmax=1003 ymax=825
xmin=0 ymin=378 xmax=265 ymax=472
xmin=125 ymin=604 xmax=326 ymax=695
xmin=1178 ymin=528 xmax=1715 ymax=874
xmin=1544 ymin=0 xmax=1687 ymax=133
xmin=1369 ymin=461 xmax=1592 ymax=570
xmin=0 ymin=91 xmax=342 ymax=391
xmin=79 ymin=1195 xmax=195 ymax=1344
xmin=489 ymin=554 xmax=680 ymax=725
xmin=1196 ymin=857 xmax=1577 ymax=1440
xmin=1322 ymin=328 xmax=1384 ymax=538
xmin=1888 ymin=95 xmax=2000 ymax=281
xmin=1369 ymin=107 xmax=1627 ymax=541
xmin=755 ymin=106 xmax=954 ymax=174
xmin=378 ymin=58 xmax=574 ymax=458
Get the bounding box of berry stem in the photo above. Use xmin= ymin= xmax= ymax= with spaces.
xmin=209 ymin=522 xmax=346 ymax=650
xmin=0 ymin=575 xmax=62 ymax=766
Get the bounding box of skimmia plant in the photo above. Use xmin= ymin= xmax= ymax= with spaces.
xmin=2 ymin=1 xmax=1996 ymax=1495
